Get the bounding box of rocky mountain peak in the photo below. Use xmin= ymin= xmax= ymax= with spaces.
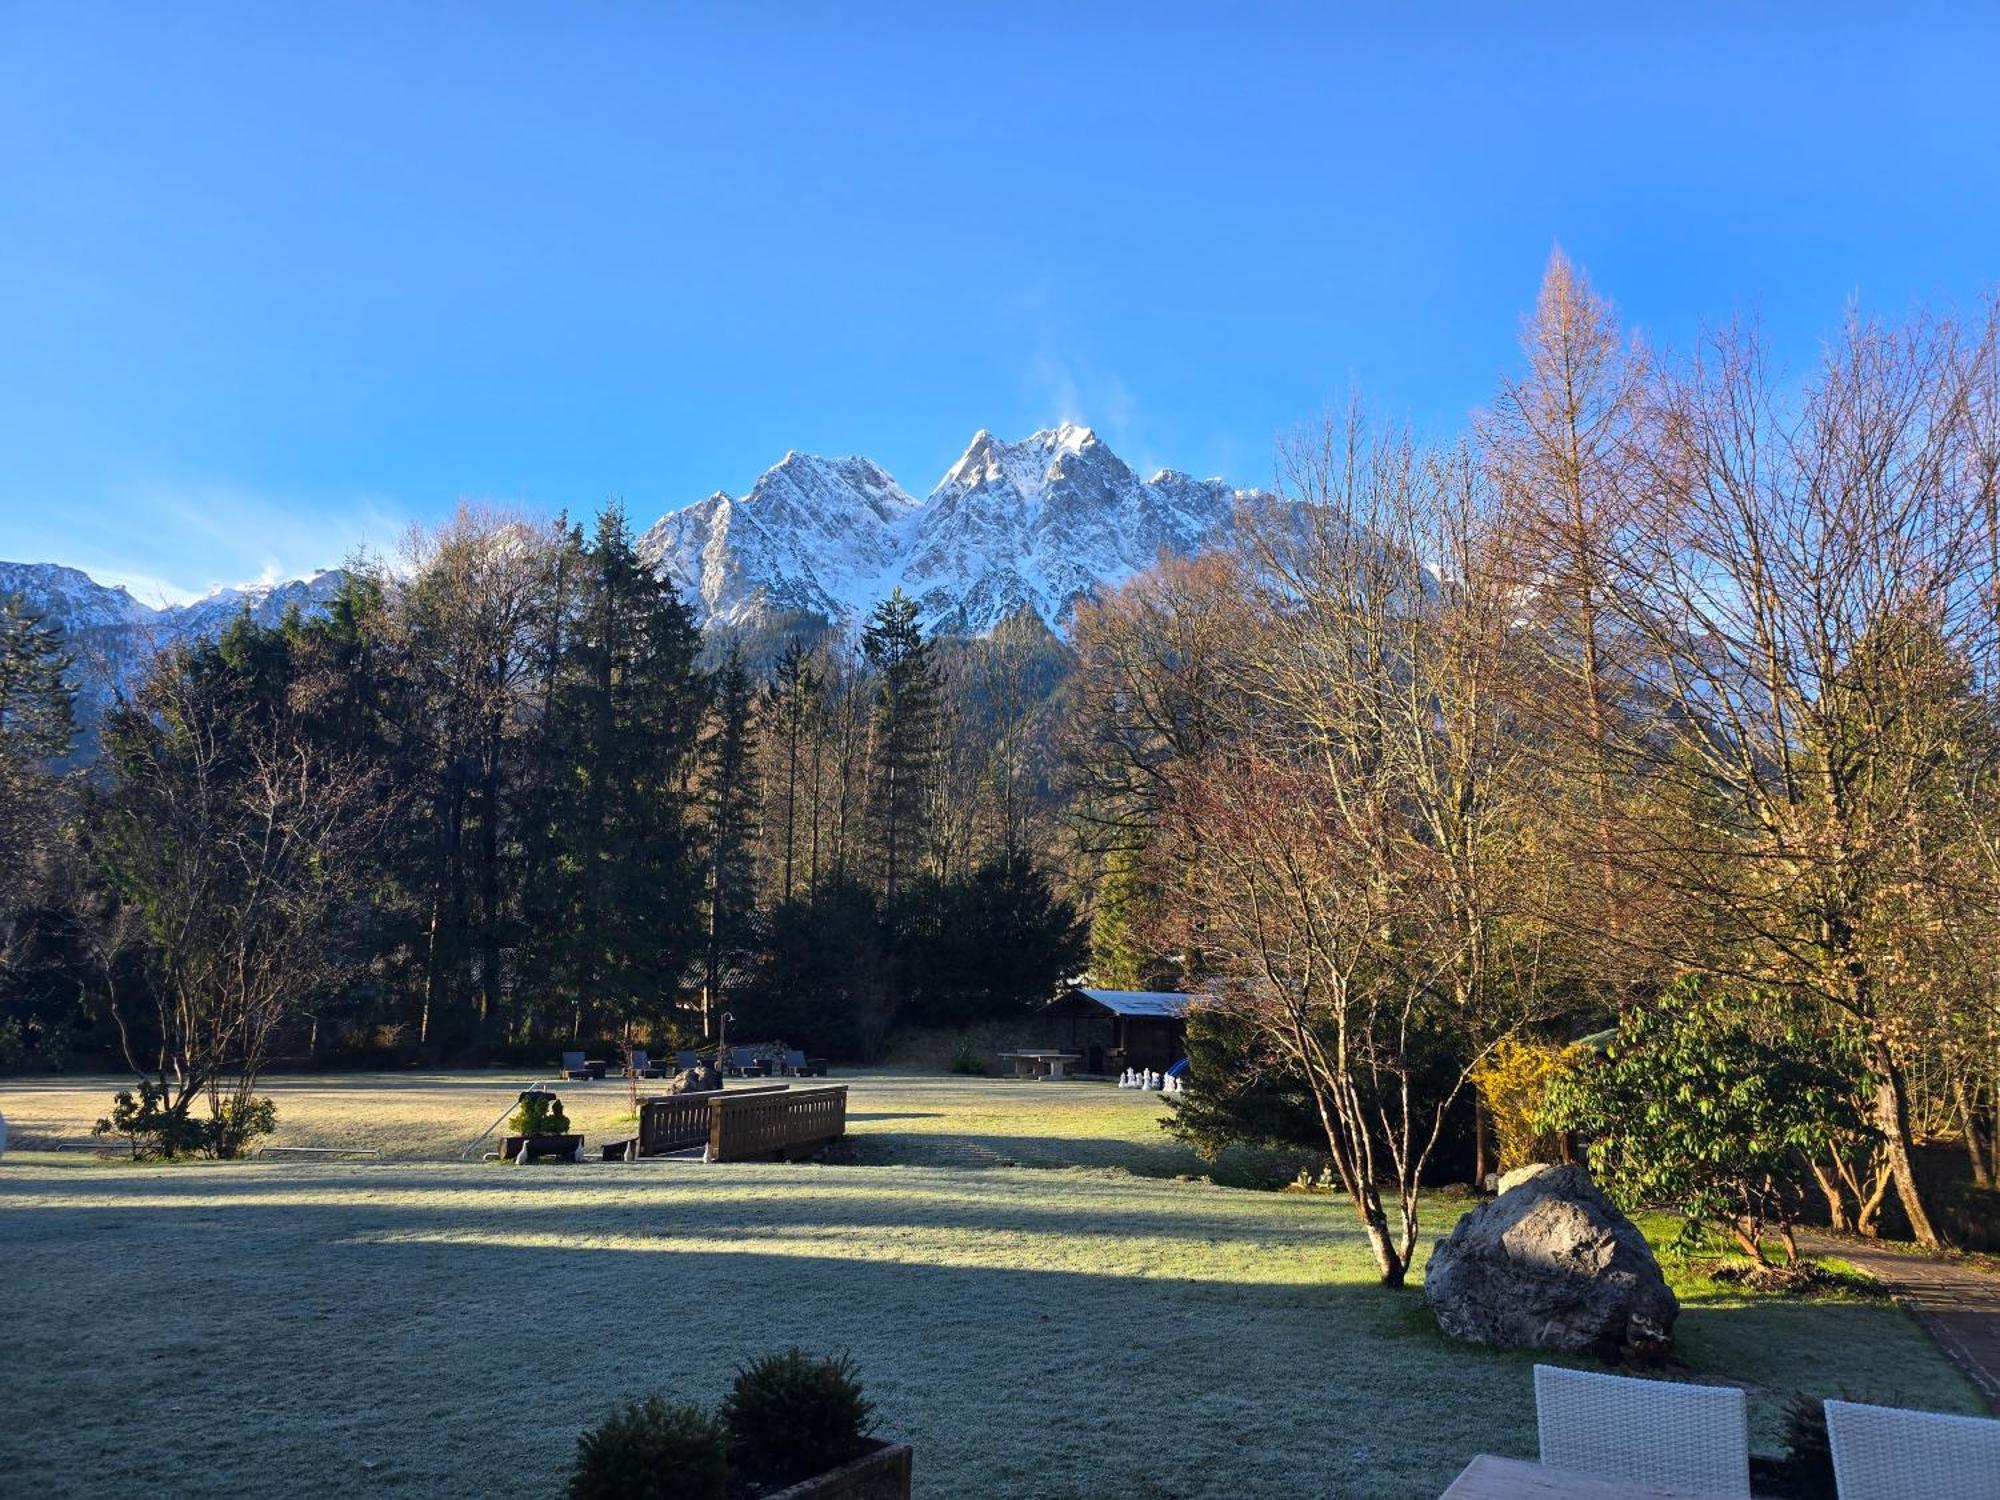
xmin=638 ymin=425 xmax=1256 ymax=637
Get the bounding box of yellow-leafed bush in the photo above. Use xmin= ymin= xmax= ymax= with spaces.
xmin=1470 ymin=1039 xmax=1572 ymax=1173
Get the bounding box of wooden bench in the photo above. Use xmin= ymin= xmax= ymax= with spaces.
xmin=708 ymin=1086 xmax=848 ymax=1163
xmin=636 ymin=1084 xmax=790 ymax=1156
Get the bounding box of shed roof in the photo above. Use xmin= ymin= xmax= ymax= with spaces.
xmin=1064 ymin=988 xmax=1194 ymax=1019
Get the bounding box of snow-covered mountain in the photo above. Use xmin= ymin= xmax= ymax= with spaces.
xmin=3 ymin=423 xmax=1258 ymax=728
xmin=0 ymin=563 xmax=348 ymax=745
xmin=639 ymin=424 xmax=1259 ymax=635
xmin=639 ymin=452 xmax=920 ymax=627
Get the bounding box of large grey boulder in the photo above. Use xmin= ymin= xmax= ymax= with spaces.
xmin=1425 ymin=1162 xmax=1678 ymax=1356
xmin=669 ymin=1061 xmax=722 ymax=1094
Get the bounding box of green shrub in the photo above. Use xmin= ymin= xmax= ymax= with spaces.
xmin=1542 ymin=977 xmax=1866 ymax=1265
xmin=1764 ymin=1390 xmax=1836 ymax=1499
xmin=210 ymin=1094 xmax=278 ymax=1159
xmin=722 ymin=1348 xmax=873 ymax=1486
xmin=507 ymin=1094 xmax=570 ymax=1137
xmin=566 ymin=1396 xmax=726 ymax=1500
xmin=947 ymin=1037 xmax=989 ymax=1075
xmin=91 ymin=1080 xmax=277 ymax=1160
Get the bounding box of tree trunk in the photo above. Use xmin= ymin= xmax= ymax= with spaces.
xmin=1361 ymin=1200 xmax=1407 ymax=1287
xmin=1471 ymin=1092 xmax=1490 ymax=1189
xmin=1873 ymin=1053 xmax=1947 ymax=1248
xmin=1956 ymin=1077 xmax=1993 ymax=1190
xmin=1809 ymin=1156 xmax=1854 ymax=1233
xmin=478 ymin=748 xmax=503 ymax=1034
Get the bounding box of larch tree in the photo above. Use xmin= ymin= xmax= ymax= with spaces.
xmin=94 ymin=643 xmax=388 ymax=1154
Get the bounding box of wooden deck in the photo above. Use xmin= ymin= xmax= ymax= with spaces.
xmin=709 ymin=1085 xmax=848 ymax=1162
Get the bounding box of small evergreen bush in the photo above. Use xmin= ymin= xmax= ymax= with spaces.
xmin=1772 ymin=1390 xmax=1836 ymax=1499
xmin=947 ymin=1037 xmax=989 ymax=1075
xmin=507 ymin=1094 xmax=570 ymax=1137
xmin=566 ymin=1395 xmax=727 ymax=1500
xmin=722 ymin=1348 xmax=873 ymax=1486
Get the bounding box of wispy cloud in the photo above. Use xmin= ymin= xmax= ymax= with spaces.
xmin=1014 ymin=295 xmax=1159 ymax=473
xmin=101 ymin=479 xmax=412 ymax=603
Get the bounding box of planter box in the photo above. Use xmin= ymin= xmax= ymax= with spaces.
xmin=761 ymin=1439 xmax=912 ymax=1500
xmin=501 ymin=1132 xmax=582 ymax=1162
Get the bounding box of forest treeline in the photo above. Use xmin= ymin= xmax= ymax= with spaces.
xmin=0 ymin=507 xmax=1089 ymax=1111
xmin=3 ymin=254 xmax=1998 ymax=1267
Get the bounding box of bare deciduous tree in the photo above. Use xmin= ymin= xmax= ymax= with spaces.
xmin=1587 ymin=308 xmax=2000 ymax=1246
xmin=96 ymin=647 xmax=389 ymax=1153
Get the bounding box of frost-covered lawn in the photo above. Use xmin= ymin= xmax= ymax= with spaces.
xmin=0 ymin=1069 xmax=1212 ymax=1171
xmin=0 ymin=1073 xmax=1986 ymax=1499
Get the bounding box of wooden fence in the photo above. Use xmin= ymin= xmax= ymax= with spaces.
xmin=637 ymin=1084 xmax=788 ymax=1156
xmin=708 ymin=1085 xmax=849 ymax=1163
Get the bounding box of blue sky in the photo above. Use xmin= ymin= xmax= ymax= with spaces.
xmin=2 ymin=3 xmax=1996 ymax=603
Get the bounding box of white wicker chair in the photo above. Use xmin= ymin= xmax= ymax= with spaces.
xmin=1534 ymin=1364 xmax=1751 ymax=1498
xmin=1824 ymin=1398 xmax=2000 ymax=1500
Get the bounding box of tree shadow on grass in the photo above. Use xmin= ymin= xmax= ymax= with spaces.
xmin=3 ymin=1165 xmax=1984 ymax=1500
xmin=3 ymin=1197 xmax=1511 ymax=1499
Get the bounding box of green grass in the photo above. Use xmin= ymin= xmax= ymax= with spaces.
xmin=0 ymin=1072 xmax=1985 ymax=1498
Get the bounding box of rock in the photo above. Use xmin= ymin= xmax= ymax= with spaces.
xmin=669 ymin=1062 xmax=721 ymax=1094
xmin=1425 ymin=1162 xmax=1678 ymax=1356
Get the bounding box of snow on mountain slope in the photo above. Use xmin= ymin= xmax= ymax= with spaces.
xmin=165 ymin=570 xmax=349 ymax=641
xmin=638 ymin=452 xmax=917 ymax=627
xmin=0 ymin=563 xmax=349 ymax=744
xmin=0 ymin=562 xmax=162 ymax=635
xmin=4 ymin=423 xmax=1255 ymax=718
xmin=640 ymin=425 xmax=1256 ymax=635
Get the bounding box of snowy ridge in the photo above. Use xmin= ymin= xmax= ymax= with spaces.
xmin=3 ymin=426 xmax=1255 ymax=713
xmin=640 ymin=424 xmax=1257 ymax=635
xmin=0 ymin=564 xmax=349 ymax=745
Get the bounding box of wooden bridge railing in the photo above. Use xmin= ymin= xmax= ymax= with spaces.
xmin=708 ymin=1085 xmax=848 ymax=1163
xmin=637 ymin=1084 xmax=788 ymax=1156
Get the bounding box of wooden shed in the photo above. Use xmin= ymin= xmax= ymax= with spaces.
xmin=1037 ymin=988 xmax=1193 ymax=1074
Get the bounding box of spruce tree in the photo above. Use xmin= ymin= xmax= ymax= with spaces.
xmin=861 ymin=589 xmax=940 ymax=908
xmin=0 ymin=592 xmax=75 ymax=762
xmin=0 ymin=592 xmax=76 ymax=1031
xmin=703 ymin=646 xmax=761 ymax=1024
xmin=762 ymin=636 xmax=819 ymax=903
xmin=551 ymin=506 xmax=706 ymax=1035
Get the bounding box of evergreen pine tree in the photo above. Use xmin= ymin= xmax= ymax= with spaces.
xmin=551 ymin=506 xmax=706 ymax=1035
xmin=762 ymin=636 xmax=819 ymax=903
xmin=0 ymin=592 xmax=77 ymax=1042
xmin=861 ymin=589 xmax=940 ymax=908
xmin=703 ymin=646 xmax=761 ymax=1023
xmin=0 ymin=592 xmax=76 ymax=762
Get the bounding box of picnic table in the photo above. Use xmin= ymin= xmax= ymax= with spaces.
xmin=997 ymin=1049 xmax=1082 ymax=1081
xmin=1440 ymin=1455 xmax=1722 ymax=1499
